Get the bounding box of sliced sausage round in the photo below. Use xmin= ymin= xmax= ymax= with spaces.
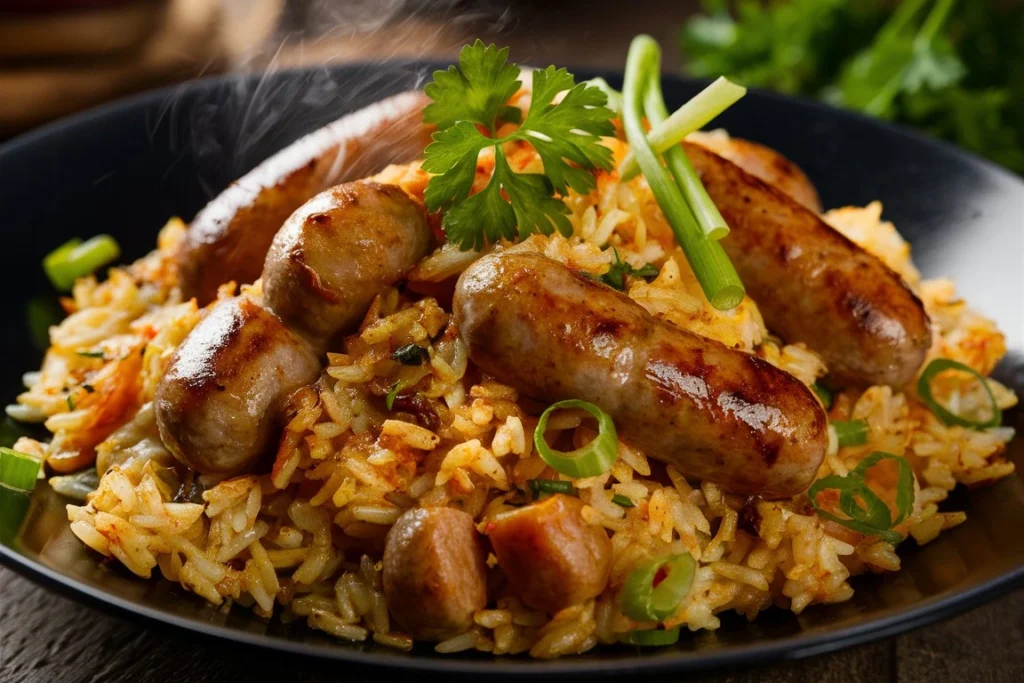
xmin=383 ymin=507 xmax=488 ymax=641
xmin=487 ymin=494 xmax=612 ymax=613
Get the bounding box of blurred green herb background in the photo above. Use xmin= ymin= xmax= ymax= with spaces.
xmin=681 ymin=0 xmax=1024 ymax=172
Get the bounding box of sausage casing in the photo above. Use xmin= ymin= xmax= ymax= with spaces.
xmin=454 ymin=251 xmax=828 ymax=499
xmin=383 ymin=507 xmax=488 ymax=641
xmin=155 ymin=297 xmax=320 ymax=474
xmin=262 ymin=180 xmax=432 ymax=346
xmin=177 ymin=91 xmax=432 ymax=305
xmin=687 ymin=134 xmax=822 ymax=212
xmin=685 ymin=142 xmax=931 ymax=387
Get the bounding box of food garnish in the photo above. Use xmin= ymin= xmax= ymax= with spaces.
xmin=831 ymin=419 xmax=869 ymax=447
xmin=917 ymin=358 xmax=1002 ymax=429
xmin=43 ymin=234 xmax=120 ymax=292
xmin=808 ymin=451 xmax=914 ymax=544
xmin=423 ymin=41 xmax=616 ymax=250
xmin=534 ymin=399 xmax=618 ymax=478
xmin=622 ymin=35 xmax=745 ymax=310
xmin=619 ymin=552 xmax=696 ymax=621
xmin=0 ymin=447 xmax=41 ymax=492
xmin=600 ymin=248 xmax=658 ymax=290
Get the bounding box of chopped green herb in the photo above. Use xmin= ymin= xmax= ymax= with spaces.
xmin=612 ymin=493 xmax=636 ymax=508
xmin=76 ymin=350 xmax=106 ymax=359
xmin=385 ymin=382 xmax=404 ymax=411
xmin=808 ymin=451 xmax=914 ymax=544
xmin=812 ymin=382 xmax=833 ymax=409
xmin=528 ymin=478 xmax=577 ymax=499
xmin=422 ymin=41 xmax=616 ymax=250
xmin=831 ymin=419 xmax=869 ymax=447
xmin=392 ymin=344 xmax=430 ymax=366
xmin=600 ymin=248 xmax=659 ymax=290
xmin=66 ymin=395 xmax=75 ymax=411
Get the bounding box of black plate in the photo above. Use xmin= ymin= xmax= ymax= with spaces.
xmin=0 ymin=62 xmax=1022 ymax=678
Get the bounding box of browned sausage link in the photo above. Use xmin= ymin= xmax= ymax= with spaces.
xmin=684 ymin=142 xmax=931 ymax=388
xmin=157 ymin=181 xmax=431 ymax=475
xmin=383 ymin=507 xmax=488 ymax=641
xmin=177 ymin=91 xmax=432 ymax=305
xmin=154 ymin=297 xmax=320 ymax=475
xmin=454 ymin=252 xmax=828 ymax=498
xmin=487 ymin=495 xmax=612 ymax=613
xmin=263 ymin=181 xmax=433 ymax=345
xmin=688 ymin=135 xmax=822 ymax=212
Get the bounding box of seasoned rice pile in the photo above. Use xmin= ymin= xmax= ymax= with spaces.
xmin=11 ymin=126 xmax=1017 ymax=658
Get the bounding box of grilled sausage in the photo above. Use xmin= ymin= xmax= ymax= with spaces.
xmin=487 ymin=495 xmax=612 ymax=612
xmin=684 ymin=142 xmax=931 ymax=387
xmin=177 ymin=91 xmax=432 ymax=305
xmin=687 ymin=133 xmax=822 ymax=212
xmin=157 ymin=181 xmax=431 ymax=475
xmin=263 ymin=181 xmax=432 ymax=345
xmin=454 ymin=251 xmax=828 ymax=499
xmin=383 ymin=507 xmax=488 ymax=641
xmin=154 ymin=297 xmax=320 ymax=474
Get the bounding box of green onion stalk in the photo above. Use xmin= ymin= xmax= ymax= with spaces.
xmin=618 ymin=76 xmax=747 ymax=182
xmin=621 ymin=35 xmax=745 ymax=310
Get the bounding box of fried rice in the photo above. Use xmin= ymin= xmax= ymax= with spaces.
xmin=9 ymin=124 xmax=1017 ymax=659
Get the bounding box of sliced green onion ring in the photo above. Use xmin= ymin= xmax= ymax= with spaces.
xmin=0 ymin=447 xmax=42 ymax=491
xmin=916 ymin=358 xmax=1002 ymax=430
xmin=619 ymin=552 xmax=696 ymax=621
xmin=618 ymin=627 xmax=681 ymax=646
xmin=534 ymin=400 xmax=619 ymax=478
xmin=807 ymin=452 xmax=914 ymax=544
xmin=831 ymin=419 xmax=869 ymax=447
xmin=43 ymin=235 xmax=121 ymax=292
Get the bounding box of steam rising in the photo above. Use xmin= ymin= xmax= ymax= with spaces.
xmin=149 ymin=0 xmax=514 ymax=206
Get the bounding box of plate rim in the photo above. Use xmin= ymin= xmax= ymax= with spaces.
xmin=1 ymin=61 xmax=1023 ymax=677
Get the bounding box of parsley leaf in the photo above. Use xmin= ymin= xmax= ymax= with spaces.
xmin=600 ymin=248 xmax=658 ymax=290
xmin=681 ymin=0 xmax=1024 ymax=172
xmin=422 ymin=42 xmax=616 ymax=251
xmin=423 ymin=41 xmax=522 ymax=131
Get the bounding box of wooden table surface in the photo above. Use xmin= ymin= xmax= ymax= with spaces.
xmin=1 ymin=565 xmax=1021 ymax=682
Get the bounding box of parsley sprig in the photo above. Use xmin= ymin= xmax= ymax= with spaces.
xmin=422 ymin=41 xmax=616 ymax=250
